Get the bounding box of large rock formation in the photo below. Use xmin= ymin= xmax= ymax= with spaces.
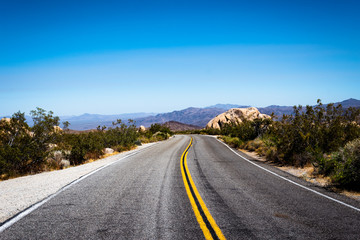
xmin=206 ymin=107 xmax=270 ymax=129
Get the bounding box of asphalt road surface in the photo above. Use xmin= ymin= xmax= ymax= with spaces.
xmin=1 ymin=135 xmax=359 ymax=239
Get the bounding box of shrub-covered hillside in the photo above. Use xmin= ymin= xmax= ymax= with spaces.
xmin=0 ymin=108 xmax=172 ymax=180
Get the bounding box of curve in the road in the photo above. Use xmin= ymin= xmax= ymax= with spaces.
xmin=181 ymin=137 xmax=226 ymax=240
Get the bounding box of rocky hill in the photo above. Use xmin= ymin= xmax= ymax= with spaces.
xmin=335 ymin=98 xmax=360 ymax=108
xmin=162 ymin=121 xmax=202 ymax=131
xmin=206 ymin=107 xmax=271 ymax=129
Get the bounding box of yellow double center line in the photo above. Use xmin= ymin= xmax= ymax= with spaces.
xmin=180 ymin=137 xmax=226 ymax=240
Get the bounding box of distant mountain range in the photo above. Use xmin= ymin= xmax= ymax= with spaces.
xmin=60 ymin=112 xmax=156 ymax=130
xmin=3 ymin=98 xmax=359 ymax=130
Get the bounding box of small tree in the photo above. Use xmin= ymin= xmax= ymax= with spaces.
xmin=0 ymin=112 xmax=33 ymax=175
xmin=29 ymin=108 xmax=61 ymax=170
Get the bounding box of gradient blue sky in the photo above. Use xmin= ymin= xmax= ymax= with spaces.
xmin=1 ymin=0 xmax=359 ymax=116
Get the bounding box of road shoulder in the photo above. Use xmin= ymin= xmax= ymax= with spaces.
xmin=0 ymin=142 xmax=158 ymax=223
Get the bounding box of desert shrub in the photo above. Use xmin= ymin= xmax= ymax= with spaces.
xmin=328 ymin=138 xmax=360 ymax=189
xmin=66 ymin=134 xmax=89 ymax=165
xmin=221 ymin=136 xmax=243 ymax=148
xmin=148 ymin=123 xmax=171 ymax=135
xmin=221 ymin=118 xmax=272 ymax=142
xmin=152 ymin=131 xmax=170 ymax=141
xmin=265 ymin=146 xmax=279 ymax=162
xmin=64 ymin=119 xmax=138 ymax=165
xmin=317 ymin=154 xmax=337 ymax=176
xmin=204 ymin=128 xmax=221 ymax=135
xmin=244 ymin=138 xmax=265 ymax=152
xmin=217 ymin=118 xmax=272 ymax=161
xmin=138 ymin=123 xmax=173 ymax=142
xmin=105 ymin=119 xmax=138 ymax=148
xmin=30 ymin=108 xmax=61 ymax=164
xmin=0 ymin=112 xmax=33 ymax=175
xmin=268 ymin=100 xmax=360 ymax=166
xmin=138 ymin=135 xmax=151 ymax=144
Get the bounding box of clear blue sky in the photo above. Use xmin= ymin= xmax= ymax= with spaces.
xmin=1 ymin=0 xmax=359 ymax=116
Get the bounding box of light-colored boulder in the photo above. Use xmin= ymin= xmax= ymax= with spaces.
xmin=60 ymin=159 xmax=70 ymax=168
xmin=206 ymin=107 xmax=270 ymax=129
xmin=1 ymin=118 xmax=11 ymax=123
xmin=104 ymin=148 xmax=114 ymax=154
xmin=138 ymin=125 xmax=146 ymax=132
xmin=53 ymin=126 xmax=62 ymax=132
xmin=53 ymin=150 xmax=63 ymax=162
xmin=47 ymin=143 xmax=58 ymax=150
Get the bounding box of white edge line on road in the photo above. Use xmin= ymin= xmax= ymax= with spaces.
xmin=215 ymin=137 xmax=360 ymax=212
xmin=0 ymin=142 xmax=161 ymax=233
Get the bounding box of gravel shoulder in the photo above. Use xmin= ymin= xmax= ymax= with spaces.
xmin=0 ymin=142 xmax=157 ymax=223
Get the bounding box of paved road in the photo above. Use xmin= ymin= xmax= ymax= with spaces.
xmin=1 ymin=135 xmax=360 ymax=239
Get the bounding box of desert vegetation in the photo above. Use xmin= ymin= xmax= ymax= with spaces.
xmin=214 ymin=100 xmax=360 ymax=190
xmin=0 ymin=108 xmax=172 ymax=180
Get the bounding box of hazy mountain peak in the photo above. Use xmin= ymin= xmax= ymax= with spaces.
xmin=338 ymin=98 xmax=360 ymax=107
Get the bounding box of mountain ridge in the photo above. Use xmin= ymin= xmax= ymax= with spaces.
xmin=162 ymin=121 xmax=202 ymax=131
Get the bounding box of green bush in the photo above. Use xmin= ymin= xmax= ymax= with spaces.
xmin=221 ymin=136 xmax=243 ymax=148
xmin=268 ymin=101 xmax=360 ymax=166
xmin=329 ymin=138 xmax=360 ymax=189
xmin=244 ymin=138 xmax=265 ymax=152
xmin=203 ymin=128 xmax=221 ymax=135
xmin=63 ymin=119 xmax=139 ymax=165
xmin=138 ymin=123 xmax=173 ymax=142
xmin=0 ymin=109 xmax=61 ymax=177
xmin=65 ymin=132 xmax=104 ymax=165
xmin=221 ymin=118 xmax=271 ymax=142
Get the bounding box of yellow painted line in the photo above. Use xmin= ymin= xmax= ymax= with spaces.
xmin=180 ymin=137 xmax=226 ymax=240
